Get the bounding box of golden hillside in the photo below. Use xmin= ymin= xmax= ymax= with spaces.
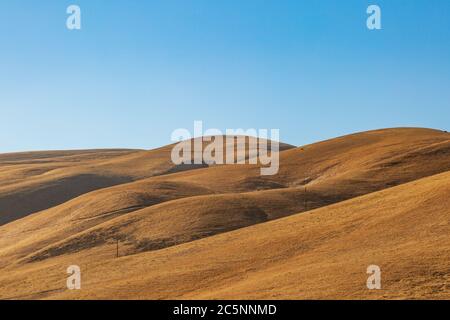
xmin=0 ymin=128 xmax=449 ymax=299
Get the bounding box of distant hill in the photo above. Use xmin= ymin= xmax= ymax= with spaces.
xmin=0 ymin=127 xmax=448 ymax=299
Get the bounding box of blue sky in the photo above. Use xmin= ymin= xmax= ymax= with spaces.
xmin=1 ymin=0 xmax=449 ymax=152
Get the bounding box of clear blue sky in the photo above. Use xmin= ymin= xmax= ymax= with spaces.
xmin=1 ymin=0 xmax=449 ymax=152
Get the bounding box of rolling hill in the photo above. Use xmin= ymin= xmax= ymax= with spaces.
xmin=0 ymin=127 xmax=448 ymax=299
xmin=0 ymin=137 xmax=293 ymax=226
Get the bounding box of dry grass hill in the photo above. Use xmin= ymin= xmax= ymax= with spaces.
xmin=0 ymin=127 xmax=449 ymax=299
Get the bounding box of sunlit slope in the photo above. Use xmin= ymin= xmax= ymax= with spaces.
xmin=0 ymin=148 xmax=151 ymax=225
xmin=0 ymin=169 xmax=449 ymax=299
xmin=0 ymin=149 xmax=137 ymax=189
xmin=166 ymin=128 xmax=450 ymax=193
xmin=0 ymin=138 xmax=293 ymax=225
xmin=0 ymin=128 xmax=448 ymax=268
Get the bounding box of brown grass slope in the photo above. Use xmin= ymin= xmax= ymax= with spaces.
xmin=0 ymin=148 xmax=148 ymax=225
xmin=0 ymin=138 xmax=293 ymax=226
xmin=0 ymin=169 xmax=449 ymax=299
xmin=0 ymin=128 xmax=448 ymax=268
